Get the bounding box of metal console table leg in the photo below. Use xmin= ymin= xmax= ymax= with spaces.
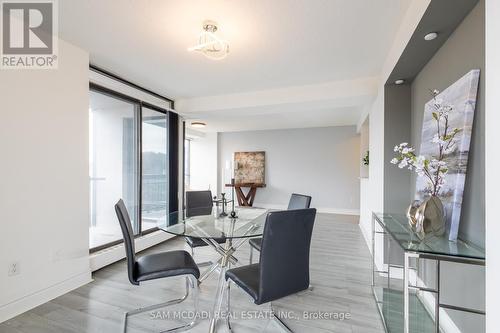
xmin=371 ymin=213 xmax=485 ymax=333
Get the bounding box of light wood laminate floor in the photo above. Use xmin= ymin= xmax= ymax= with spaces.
xmin=0 ymin=214 xmax=384 ymax=333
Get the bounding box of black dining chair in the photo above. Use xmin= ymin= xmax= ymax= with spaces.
xmin=185 ymin=190 xmax=226 ymax=267
xmin=249 ymin=193 xmax=312 ymax=264
xmin=115 ymin=199 xmax=200 ymax=333
xmin=225 ymin=208 xmax=317 ymax=332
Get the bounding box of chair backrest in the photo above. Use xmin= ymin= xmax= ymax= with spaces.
xmin=186 ymin=190 xmax=213 ymax=217
xmin=115 ymin=199 xmax=138 ymax=285
xmin=257 ymin=208 xmax=316 ymax=304
xmin=287 ymin=193 xmax=312 ymax=210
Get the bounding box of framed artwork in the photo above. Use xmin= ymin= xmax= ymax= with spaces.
xmin=415 ymin=69 xmax=480 ymax=241
xmin=234 ymin=151 xmax=265 ymax=185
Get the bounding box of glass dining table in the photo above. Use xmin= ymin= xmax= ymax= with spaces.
xmin=157 ymin=206 xmax=269 ymax=333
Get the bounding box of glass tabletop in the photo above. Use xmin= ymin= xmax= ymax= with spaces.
xmin=374 ymin=213 xmax=485 ymax=260
xmin=158 ymin=207 xmax=268 ymax=239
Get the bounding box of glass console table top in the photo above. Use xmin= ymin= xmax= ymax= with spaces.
xmin=158 ymin=207 xmax=268 ymax=239
xmin=373 ymin=213 xmax=485 ymax=260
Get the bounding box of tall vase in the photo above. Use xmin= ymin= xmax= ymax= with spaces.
xmin=407 ymin=196 xmax=446 ymax=240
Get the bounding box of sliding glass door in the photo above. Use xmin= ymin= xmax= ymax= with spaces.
xmin=141 ymin=107 xmax=168 ymax=232
xmin=89 ymin=90 xmax=139 ymax=249
xmin=89 ymin=86 xmax=174 ymax=251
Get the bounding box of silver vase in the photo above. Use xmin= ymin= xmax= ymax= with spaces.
xmin=406 ymin=196 xmax=445 ymax=240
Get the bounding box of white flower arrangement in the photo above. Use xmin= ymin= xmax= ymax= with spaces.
xmin=391 ymin=89 xmax=461 ymax=197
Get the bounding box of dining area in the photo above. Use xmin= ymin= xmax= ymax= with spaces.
xmin=115 ymin=191 xmax=319 ymax=333
xmin=99 ymin=188 xmax=380 ymax=333
xmin=2 ymin=1 xmax=494 ymax=331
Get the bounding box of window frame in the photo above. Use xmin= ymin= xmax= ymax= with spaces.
xmin=184 ymin=138 xmax=191 ymax=191
xmin=89 ymin=82 xmax=174 ymax=253
xmin=140 ymin=103 xmax=171 ymax=236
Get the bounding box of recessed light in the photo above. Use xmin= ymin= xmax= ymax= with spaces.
xmin=395 ymin=79 xmax=405 ymax=85
xmin=191 ymin=121 xmax=206 ymax=128
xmin=424 ymin=32 xmax=438 ymax=41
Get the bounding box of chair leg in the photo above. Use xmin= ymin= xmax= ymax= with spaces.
xmin=122 ymin=275 xmax=199 ymax=333
xmin=190 ymin=243 xmax=214 ymax=268
xmin=249 ymin=246 xmax=253 ymax=264
xmin=224 ymin=281 xmax=293 ymax=333
xmin=226 ymin=281 xmax=232 ymax=332
xmin=296 ymin=284 xmax=314 ymax=297
xmin=271 ymin=303 xmax=294 ymax=333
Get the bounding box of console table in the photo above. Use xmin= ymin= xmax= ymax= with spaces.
xmin=225 ymin=183 xmax=265 ymax=207
xmin=371 ymin=213 xmax=485 ymax=333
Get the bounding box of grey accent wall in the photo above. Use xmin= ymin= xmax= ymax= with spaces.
xmin=218 ymin=126 xmax=360 ymax=213
xmin=410 ymin=2 xmax=485 ymax=332
xmin=384 ymin=84 xmax=412 ymax=214
xmin=411 ymin=0 xmax=485 ymax=248
xmin=383 ymin=85 xmax=413 ymax=266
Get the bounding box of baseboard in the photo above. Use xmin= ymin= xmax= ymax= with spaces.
xmin=0 ymin=271 xmax=92 ymax=323
xmin=315 ymin=207 xmax=360 ymax=216
xmin=252 ymin=203 xmax=360 ymax=216
xmin=90 ymin=230 xmax=175 ymax=272
xmin=0 ymin=231 xmax=175 ymax=324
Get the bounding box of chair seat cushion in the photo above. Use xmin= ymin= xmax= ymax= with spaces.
xmin=135 ymin=250 xmax=200 ymax=282
xmin=225 ymin=264 xmax=260 ymax=303
xmin=248 ymin=238 xmax=262 ymax=251
xmin=185 ymin=236 xmax=226 ymax=248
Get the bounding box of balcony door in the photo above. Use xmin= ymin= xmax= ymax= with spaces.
xmin=141 ymin=106 xmax=168 ymax=232
xmin=89 ymin=90 xmax=139 ymax=249
xmin=89 ymin=86 xmax=173 ymax=251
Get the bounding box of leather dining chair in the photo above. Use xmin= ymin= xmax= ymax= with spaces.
xmin=249 ymin=193 xmax=312 ymax=263
xmin=115 ymin=199 xmax=200 ymax=333
xmin=224 ymin=208 xmax=317 ymax=332
xmin=185 ymin=190 xmax=226 ymax=267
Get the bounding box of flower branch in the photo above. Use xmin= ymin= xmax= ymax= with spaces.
xmin=391 ymin=89 xmax=457 ymax=197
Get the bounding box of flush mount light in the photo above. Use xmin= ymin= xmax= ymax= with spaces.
xmin=395 ymin=79 xmax=405 ymax=85
xmin=424 ymin=32 xmax=438 ymax=41
xmin=188 ymin=20 xmax=229 ymax=60
xmin=191 ymin=121 xmax=207 ymax=128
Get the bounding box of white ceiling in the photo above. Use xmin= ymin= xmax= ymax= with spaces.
xmin=60 ymin=0 xmax=412 ymax=131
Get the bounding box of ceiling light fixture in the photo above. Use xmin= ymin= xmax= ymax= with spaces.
xmin=191 ymin=121 xmax=207 ymax=128
xmin=188 ymin=20 xmax=229 ymax=60
xmin=424 ymin=32 xmax=438 ymax=41
xmin=395 ymin=79 xmax=405 ymax=85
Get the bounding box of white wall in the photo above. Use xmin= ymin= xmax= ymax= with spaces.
xmin=360 ymin=0 xmax=431 ymax=249
xmin=219 ymin=126 xmax=360 ymax=214
xmin=359 ymin=118 xmax=371 ymax=246
xmin=485 ymin=0 xmax=500 ymax=330
xmin=359 ymin=119 xmax=369 ymax=178
xmin=188 ymin=132 xmax=218 ymax=193
xmin=359 ymin=0 xmax=430 ymax=279
xmin=0 ymin=39 xmax=91 ymax=322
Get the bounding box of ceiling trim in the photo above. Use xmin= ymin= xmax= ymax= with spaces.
xmin=177 ymin=77 xmax=378 ymax=115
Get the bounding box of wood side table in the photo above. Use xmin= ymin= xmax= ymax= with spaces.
xmin=225 ymin=183 xmax=266 ymax=207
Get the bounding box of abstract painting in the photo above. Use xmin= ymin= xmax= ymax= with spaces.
xmin=415 ymin=69 xmax=480 ymax=241
xmin=234 ymin=151 xmax=265 ymax=185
